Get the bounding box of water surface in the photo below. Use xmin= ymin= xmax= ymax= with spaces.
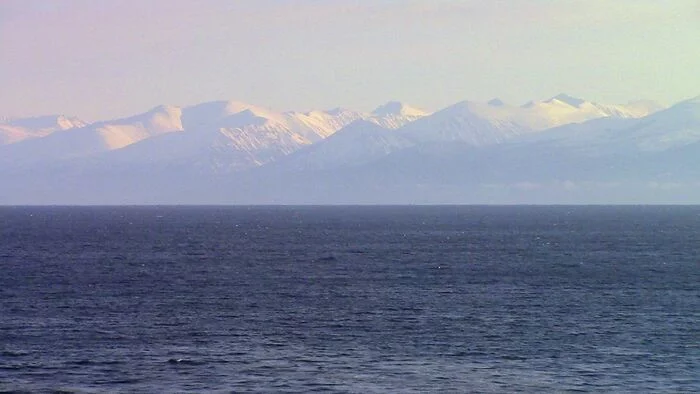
xmin=1 ymin=206 xmax=699 ymax=392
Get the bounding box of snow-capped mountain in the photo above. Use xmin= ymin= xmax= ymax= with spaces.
xmin=64 ymin=100 xmax=427 ymax=174
xmin=286 ymin=101 xmax=427 ymax=137
xmin=180 ymin=100 xmax=350 ymax=144
xmin=0 ymin=115 xmax=86 ymax=145
xmin=277 ymin=120 xmax=414 ymax=171
xmin=0 ymin=105 xmax=183 ymax=167
xmin=85 ymin=101 xmax=370 ymax=173
xmin=3 ymin=93 xmax=697 ymax=205
xmin=614 ymin=95 xmax=700 ymax=152
xmin=516 ymin=95 xmax=700 ymax=155
xmin=398 ymin=100 xmax=529 ymax=145
xmin=290 ymin=108 xmax=365 ymax=138
xmin=523 ymin=93 xmax=662 ymax=123
xmin=0 ymin=100 xmax=366 ymax=172
xmin=398 ymin=94 xmax=660 ymax=146
xmin=269 ymin=102 xmax=428 ymax=172
xmin=273 ymin=94 xmax=663 ymax=174
xmin=367 ymin=101 xmax=429 ymax=129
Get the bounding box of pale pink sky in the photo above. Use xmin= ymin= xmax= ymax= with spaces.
xmin=1 ymin=0 xmax=698 ymax=120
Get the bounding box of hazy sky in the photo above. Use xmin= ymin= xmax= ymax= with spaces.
xmin=1 ymin=0 xmax=699 ymax=120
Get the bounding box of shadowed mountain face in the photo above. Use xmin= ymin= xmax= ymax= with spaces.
xmin=3 ymin=95 xmax=700 ymax=205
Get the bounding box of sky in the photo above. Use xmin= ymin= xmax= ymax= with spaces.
xmin=1 ymin=0 xmax=699 ymax=121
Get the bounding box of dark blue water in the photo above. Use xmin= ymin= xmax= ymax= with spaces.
xmin=1 ymin=206 xmax=699 ymax=392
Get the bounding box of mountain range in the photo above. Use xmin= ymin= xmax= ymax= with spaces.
xmin=1 ymin=94 xmax=698 ymax=205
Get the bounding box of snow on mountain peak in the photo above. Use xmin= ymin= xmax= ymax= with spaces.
xmin=80 ymin=105 xmax=186 ymax=151
xmin=645 ymin=95 xmax=700 ymax=121
xmin=621 ymin=100 xmax=665 ymax=114
xmin=0 ymin=114 xmax=88 ymax=145
xmin=372 ymin=101 xmax=427 ymax=118
xmin=0 ymin=94 xmax=683 ymax=174
xmin=438 ymin=100 xmax=475 ymax=115
xmin=3 ymin=114 xmax=86 ymax=131
xmin=597 ymin=95 xmax=700 ymax=152
xmin=397 ymin=100 xmax=528 ymax=146
xmin=326 ymin=107 xmax=352 ymax=116
xmin=546 ymin=93 xmax=587 ymax=108
xmin=335 ymin=119 xmax=388 ymax=135
xmin=289 ymin=108 xmax=364 ymax=139
xmin=278 ymin=118 xmax=413 ymax=172
xmin=141 ymin=105 xmax=184 ymax=131
xmin=221 ymin=101 xmax=280 ymax=119
xmin=367 ymin=102 xmax=428 ymax=129
xmin=680 ymin=95 xmax=700 ymax=106
xmin=395 ymin=94 xmax=664 ymax=147
xmin=149 ymin=104 xmax=181 ymax=114
xmin=180 ymin=100 xmax=286 ymax=132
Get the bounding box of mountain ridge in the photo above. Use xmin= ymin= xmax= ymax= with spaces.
xmin=3 ymin=94 xmax=699 ymax=205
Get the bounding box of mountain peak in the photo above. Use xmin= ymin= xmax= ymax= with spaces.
xmin=338 ymin=118 xmax=388 ymax=133
xmin=488 ymin=98 xmax=505 ymax=107
xmin=663 ymin=95 xmax=700 ymax=114
xmin=683 ymin=95 xmax=700 ymax=104
xmin=3 ymin=114 xmax=86 ymax=131
xmin=622 ymin=99 xmax=665 ymax=114
xmin=148 ymin=104 xmax=182 ymax=116
xmin=372 ymin=101 xmax=426 ymax=117
xmin=546 ymin=93 xmax=586 ymax=107
xmin=441 ymin=100 xmax=477 ymax=114
xmin=326 ymin=107 xmax=354 ymax=116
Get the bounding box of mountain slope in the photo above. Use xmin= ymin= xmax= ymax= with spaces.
xmin=83 ymin=100 xmax=428 ymax=174
xmin=611 ymin=95 xmax=700 ymax=152
xmin=0 ymin=106 xmax=183 ymax=168
xmin=367 ymin=101 xmax=428 ymax=129
xmin=268 ymin=102 xmax=427 ymax=172
xmin=289 ymin=108 xmax=365 ymax=138
xmin=399 ymin=94 xmax=661 ymax=146
xmin=276 ymin=120 xmax=414 ymax=171
xmin=518 ymin=95 xmax=700 ymax=154
xmin=86 ymin=101 xmax=365 ymax=174
xmin=398 ymin=100 xmax=528 ymax=145
xmin=2 ymin=94 xmax=695 ymax=205
xmin=0 ymin=115 xmax=87 ymax=145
